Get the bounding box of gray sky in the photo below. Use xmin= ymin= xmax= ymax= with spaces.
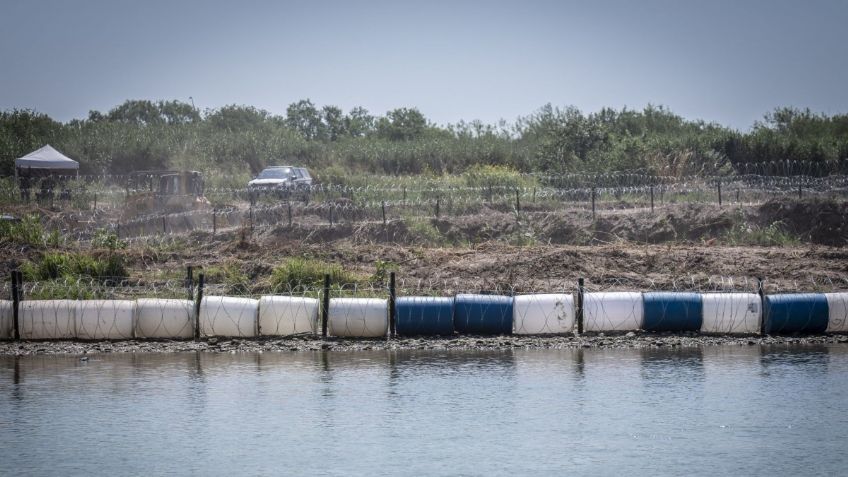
xmin=1 ymin=0 xmax=846 ymax=130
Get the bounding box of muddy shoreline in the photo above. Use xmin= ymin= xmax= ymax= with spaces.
xmin=2 ymin=332 xmax=847 ymax=356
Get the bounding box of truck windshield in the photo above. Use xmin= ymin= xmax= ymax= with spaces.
xmin=257 ymin=168 xmax=292 ymax=179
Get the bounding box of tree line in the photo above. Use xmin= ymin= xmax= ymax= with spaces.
xmin=1 ymin=99 xmax=847 ymax=184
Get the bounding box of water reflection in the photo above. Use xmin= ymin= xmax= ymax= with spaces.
xmin=1 ymin=346 xmax=847 ymax=476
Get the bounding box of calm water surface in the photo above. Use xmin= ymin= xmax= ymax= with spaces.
xmin=1 ymin=345 xmax=847 ymax=476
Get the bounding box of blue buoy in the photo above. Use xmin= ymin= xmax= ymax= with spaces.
xmin=642 ymin=292 xmax=703 ymax=332
xmin=764 ymin=294 xmax=829 ymax=334
xmin=453 ymin=294 xmax=513 ymax=335
xmin=396 ymin=297 xmax=454 ymax=336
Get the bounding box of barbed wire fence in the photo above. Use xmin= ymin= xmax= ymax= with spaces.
xmin=4 ymin=172 xmax=846 ymax=243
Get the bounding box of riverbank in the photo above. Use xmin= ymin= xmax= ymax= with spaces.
xmin=3 ymin=332 xmax=848 ymax=356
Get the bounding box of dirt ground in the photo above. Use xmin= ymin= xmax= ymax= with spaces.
xmin=3 ymin=199 xmax=847 ymax=293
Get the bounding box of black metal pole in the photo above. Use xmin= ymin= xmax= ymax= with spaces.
xmin=212 ymin=209 xmax=217 ymax=235
xmin=591 ymin=187 xmax=596 ymax=220
xmin=515 ymin=189 xmax=520 ymax=213
xmin=757 ymin=277 xmax=765 ymax=335
xmin=532 ymin=187 xmax=536 ymax=203
xmin=576 ymin=278 xmax=584 ymax=335
xmin=382 ymin=200 xmax=387 ymax=226
xmin=162 ymin=216 xmax=167 ymax=234
xmin=798 ymin=184 xmax=802 ymax=200
xmin=389 ymin=272 xmax=396 ymax=338
xmin=93 ymin=192 xmax=97 ymax=210
xmin=11 ymin=271 xmax=20 ymax=340
xmin=194 ymin=273 xmax=204 ymax=340
xmin=321 ymin=274 xmax=330 ymax=338
xmin=435 ymin=197 xmax=440 ymax=218
xmin=287 ymin=201 xmax=293 ymax=227
xmin=717 ymin=180 xmax=722 ymax=206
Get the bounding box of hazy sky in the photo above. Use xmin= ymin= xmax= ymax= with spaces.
xmin=1 ymin=0 xmax=847 ymax=130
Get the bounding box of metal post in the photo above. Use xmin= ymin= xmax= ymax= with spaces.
xmin=435 ymin=197 xmax=440 ymax=218
xmin=591 ymin=187 xmax=596 ymax=220
xmin=287 ymin=201 xmax=293 ymax=227
xmin=389 ymin=272 xmax=396 ymax=338
xmin=194 ymin=273 xmax=204 ymax=340
xmin=576 ymin=278 xmax=584 ymax=335
xmin=515 ymin=189 xmax=520 ymax=213
xmin=382 ymin=201 xmax=387 ymax=226
xmin=532 ymin=187 xmax=536 ymax=204
xmin=321 ymin=274 xmax=330 ymax=338
xmin=212 ymin=209 xmax=217 ymax=235
xmin=717 ymin=180 xmax=722 ymax=206
xmin=162 ymin=216 xmax=167 ymax=234
xmin=402 ymin=187 xmax=407 ymax=201
xmin=11 ymin=271 xmax=21 ymax=340
xmin=93 ymin=192 xmax=97 ymax=210
xmin=329 ymin=206 xmax=334 ymax=226
xmin=798 ymin=184 xmax=802 ymax=200
xmin=249 ymin=205 xmax=254 ymax=232
xmin=736 ymin=188 xmax=740 ymax=204
xmin=650 ymin=185 xmax=654 ymax=212
xmin=757 ymin=277 xmax=765 ymax=335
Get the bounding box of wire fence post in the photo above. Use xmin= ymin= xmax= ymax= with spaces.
xmin=717 ymin=179 xmax=722 ymax=206
xmin=249 ymin=205 xmax=254 ymax=232
xmin=736 ymin=188 xmax=740 ymax=204
xmin=329 ymin=206 xmax=334 ymax=226
xmin=381 ymin=200 xmax=387 ymax=226
xmin=194 ymin=273 xmax=204 ymax=340
xmin=212 ymin=209 xmax=217 ymax=235
xmin=93 ymin=192 xmax=97 ymax=211
xmin=515 ymin=189 xmax=520 ymax=213
xmin=287 ymin=201 xmax=293 ymax=228
xmin=162 ymin=216 xmax=167 ymax=235
xmin=321 ymin=274 xmax=330 ymax=338
xmin=591 ymin=187 xmax=596 ymax=220
xmin=389 ymin=271 xmax=396 ymax=338
xmin=798 ymin=184 xmax=803 ymax=200
xmin=11 ymin=271 xmax=20 ymax=340
xmin=435 ymin=197 xmax=440 ymax=218
xmin=757 ymin=277 xmax=765 ymax=335
xmin=576 ymin=277 xmax=584 ymax=335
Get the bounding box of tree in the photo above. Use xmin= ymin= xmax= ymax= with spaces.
xmin=345 ymin=107 xmax=374 ymax=137
xmin=322 ymin=105 xmax=346 ymax=141
xmin=376 ymin=107 xmax=427 ymax=141
xmin=286 ymin=99 xmax=324 ymax=140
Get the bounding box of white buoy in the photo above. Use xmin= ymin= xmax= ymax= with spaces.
xmin=258 ymin=296 xmax=319 ymax=336
xmin=135 ymin=299 xmax=195 ymax=339
xmin=0 ymin=300 xmax=11 ymax=339
xmin=825 ymin=293 xmax=848 ymax=333
xmin=76 ymin=300 xmax=136 ymax=340
xmin=199 ymin=296 xmax=258 ymax=337
xmin=328 ymin=298 xmax=388 ymax=338
xmin=513 ymin=294 xmax=574 ymax=334
xmin=583 ymin=292 xmax=643 ymax=332
xmin=20 ymin=300 xmax=76 ymax=339
xmin=701 ymin=293 xmax=761 ymax=334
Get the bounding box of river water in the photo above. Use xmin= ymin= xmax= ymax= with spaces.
xmin=1 ymin=345 xmax=847 ymax=476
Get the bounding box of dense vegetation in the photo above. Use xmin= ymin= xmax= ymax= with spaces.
xmin=2 ymin=100 xmax=847 ymax=186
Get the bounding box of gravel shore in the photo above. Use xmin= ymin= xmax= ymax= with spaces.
xmin=2 ymin=332 xmax=847 ymax=356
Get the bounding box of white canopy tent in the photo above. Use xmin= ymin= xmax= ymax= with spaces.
xmin=15 ymin=145 xmax=79 ymax=179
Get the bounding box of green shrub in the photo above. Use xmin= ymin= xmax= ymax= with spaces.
xmin=270 ymin=257 xmax=359 ymax=291
xmin=0 ymin=214 xmax=56 ymax=247
xmin=22 ymin=252 xmax=127 ymax=281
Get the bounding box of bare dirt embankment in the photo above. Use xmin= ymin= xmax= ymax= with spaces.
xmin=2 ymin=199 xmax=846 ymax=291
